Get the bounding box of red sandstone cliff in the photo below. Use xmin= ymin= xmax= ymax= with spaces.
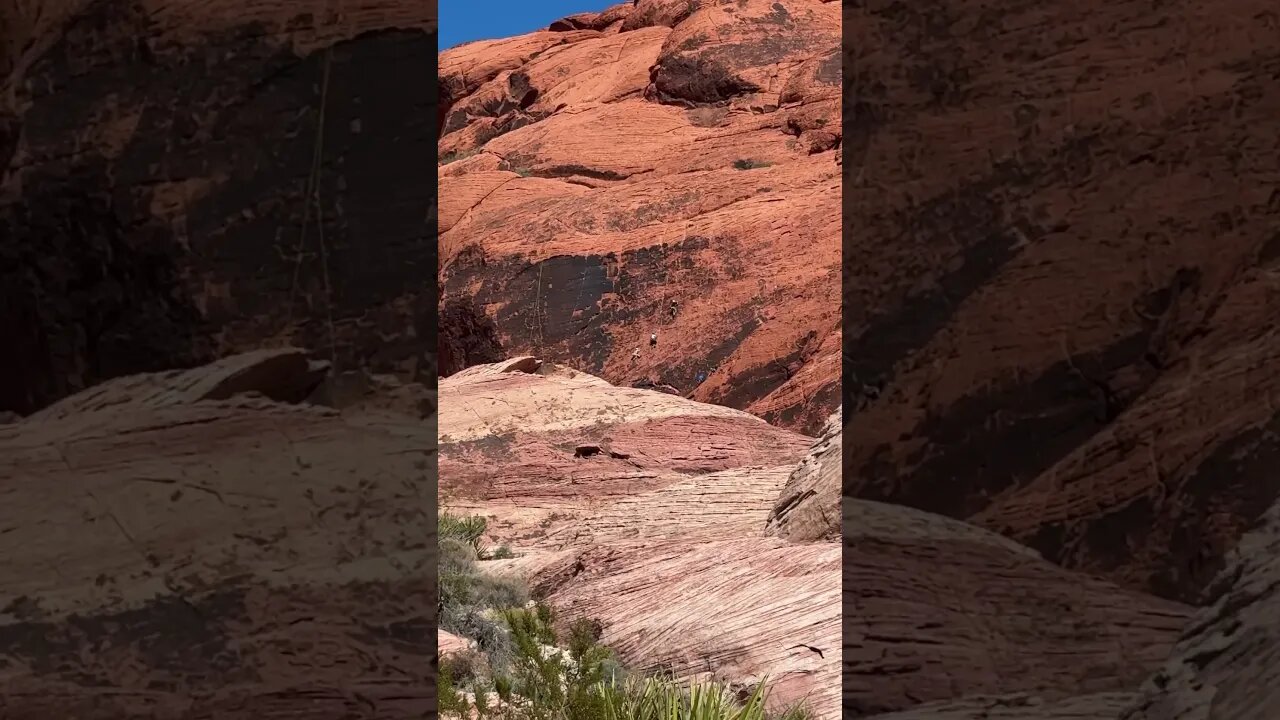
xmin=437 ymin=0 xmax=841 ymax=435
xmin=841 ymin=0 xmax=1280 ymax=609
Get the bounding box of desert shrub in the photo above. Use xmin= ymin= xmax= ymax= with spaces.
xmin=437 ymin=516 xmax=809 ymax=720
xmin=441 ymin=147 xmax=481 ymax=165
xmin=495 ymin=673 xmax=515 ymax=703
xmin=441 ymin=510 xmax=489 ymax=554
xmin=441 ymin=602 xmax=810 ymax=720
xmin=567 ymin=617 xmax=603 ymax=662
xmin=440 ymin=573 xmax=527 ymax=664
xmin=443 ymin=649 xmax=490 ymax=688
xmin=732 ymin=158 xmax=772 ymax=170
xmin=439 ymin=514 xmax=530 ymax=670
xmin=440 ymin=659 xmax=469 ymax=716
xmin=596 ymin=676 xmax=812 ymax=720
xmin=490 ymin=544 xmax=517 ymax=560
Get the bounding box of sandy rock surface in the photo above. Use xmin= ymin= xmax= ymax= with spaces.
xmin=841 ymin=500 xmax=1189 ymax=716
xmin=438 ymin=0 xmax=840 ymax=435
xmin=439 ymin=358 xmax=839 ymax=719
xmin=439 ymin=630 xmax=470 ymax=657
xmin=0 ymin=350 xmax=436 ymax=718
xmin=767 ymin=409 xmax=841 ymax=541
xmin=439 ymin=356 xmax=814 ymax=501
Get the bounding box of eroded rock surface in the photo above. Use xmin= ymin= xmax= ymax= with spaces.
xmin=0 ymin=350 xmax=436 ymax=718
xmin=439 ymin=356 xmax=814 ymax=501
xmin=438 ymin=0 xmax=840 ymax=435
xmin=842 ymin=0 xmax=1280 ymax=604
xmin=439 ymin=358 xmax=839 ymax=719
xmin=767 ymin=408 xmax=841 ymax=541
xmin=842 ymin=500 xmax=1189 ymax=716
xmin=1119 ymin=495 xmax=1280 ymax=720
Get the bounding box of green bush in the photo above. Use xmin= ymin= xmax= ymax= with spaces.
xmin=441 ymin=510 xmax=489 ymax=555
xmin=442 ymin=649 xmax=488 ymax=688
xmin=592 ymin=676 xmax=802 ymax=720
xmin=732 ymin=159 xmax=772 ymax=171
xmin=437 ymin=513 xmax=809 ymax=720
xmin=441 ymin=147 xmax=481 ymax=165
xmin=440 ymin=658 xmax=469 ymax=716
xmin=439 ymin=514 xmax=530 ymax=669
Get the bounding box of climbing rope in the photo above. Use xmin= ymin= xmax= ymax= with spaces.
xmin=284 ymin=43 xmax=338 ymax=368
xmin=533 ymin=261 xmax=545 ymax=345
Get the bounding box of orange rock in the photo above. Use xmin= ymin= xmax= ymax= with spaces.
xmin=438 ymin=0 xmax=840 ymax=435
xmin=439 ymin=629 xmax=470 ymax=657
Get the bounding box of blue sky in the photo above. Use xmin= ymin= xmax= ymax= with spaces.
xmin=440 ymin=1 xmax=619 ymax=50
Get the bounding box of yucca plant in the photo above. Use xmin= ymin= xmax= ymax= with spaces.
xmin=440 ymin=510 xmax=489 ymax=555
xmin=436 ymin=565 xmax=813 ymax=720
xmin=594 ymin=675 xmax=807 ymax=720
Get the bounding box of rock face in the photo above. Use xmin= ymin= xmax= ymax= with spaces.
xmin=440 ymin=359 xmax=1203 ymax=720
xmin=767 ymin=408 xmax=841 ymax=541
xmin=0 ymin=349 xmax=435 ymax=718
xmin=0 ymin=1 xmax=437 ymax=416
xmin=842 ymin=499 xmax=1189 ymax=716
xmin=439 ymin=356 xmax=815 ymax=502
xmin=439 ymin=297 xmax=503 ymax=377
xmin=438 ymin=0 xmax=841 ymax=435
xmin=1119 ymin=494 xmax=1280 ymax=720
xmin=843 ymin=0 xmax=1280 ymax=604
xmin=439 ymin=358 xmax=839 ymax=719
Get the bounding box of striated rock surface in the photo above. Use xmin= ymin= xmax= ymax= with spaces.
xmin=1 ymin=1 xmax=437 ymax=416
xmin=767 ymin=408 xmax=841 ymax=541
xmin=862 ymin=692 xmax=1140 ymax=720
xmin=841 ymin=499 xmax=1189 ymax=716
xmin=0 ymin=350 xmax=436 ymax=718
xmin=438 ymin=0 xmax=840 ymax=435
xmin=441 ymin=360 xmax=1196 ymax=720
xmin=439 ymin=356 xmax=814 ymax=501
xmin=439 ymin=358 xmax=839 ymax=719
xmin=843 ymin=0 xmax=1280 ymax=603
xmin=1119 ymin=494 xmax=1280 ymax=720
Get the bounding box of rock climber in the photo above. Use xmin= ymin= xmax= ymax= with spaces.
xmin=631 ymin=347 xmax=641 ymax=362
xmin=669 ymin=299 xmax=678 ymax=318
xmin=650 ymin=332 xmax=657 ymax=347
